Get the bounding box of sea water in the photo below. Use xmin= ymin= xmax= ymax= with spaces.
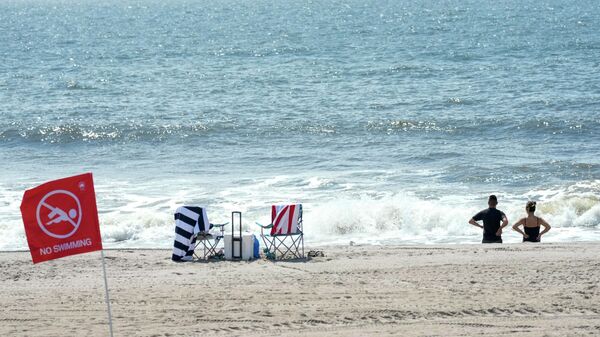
xmin=1 ymin=0 xmax=599 ymax=250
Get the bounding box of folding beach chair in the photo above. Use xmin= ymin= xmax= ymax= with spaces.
xmin=256 ymin=204 xmax=304 ymax=259
xmin=193 ymin=223 xmax=227 ymax=261
xmin=172 ymin=206 xmax=227 ymax=261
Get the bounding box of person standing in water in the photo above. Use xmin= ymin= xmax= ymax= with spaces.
xmin=469 ymin=195 xmax=509 ymax=243
xmin=512 ymin=201 xmax=551 ymax=242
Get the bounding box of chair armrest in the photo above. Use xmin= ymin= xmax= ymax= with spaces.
xmin=255 ymin=222 xmax=273 ymax=229
xmin=210 ymin=223 xmax=227 ymax=235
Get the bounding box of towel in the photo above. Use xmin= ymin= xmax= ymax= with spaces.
xmin=270 ymin=204 xmax=302 ymax=236
xmin=172 ymin=206 xmax=209 ymax=261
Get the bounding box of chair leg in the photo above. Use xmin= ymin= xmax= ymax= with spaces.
xmin=291 ymin=236 xmax=300 ymax=259
xmin=193 ymin=237 xmax=222 ymax=260
xmin=272 ymin=235 xmax=305 ymax=259
xmin=272 ymin=236 xmax=296 ymax=259
xmin=261 ymin=235 xmax=274 ymax=254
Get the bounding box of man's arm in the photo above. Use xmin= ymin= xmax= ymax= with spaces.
xmin=495 ymin=213 xmax=509 ymax=236
xmin=469 ymin=218 xmax=483 ymax=229
xmin=500 ymin=213 xmax=509 ymax=228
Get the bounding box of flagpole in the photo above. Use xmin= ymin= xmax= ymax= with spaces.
xmin=100 ymin=250 xmax=114 ymax=337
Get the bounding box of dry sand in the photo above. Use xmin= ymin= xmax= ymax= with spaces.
xmin=1 ymin=243 xmax=599 ymax=337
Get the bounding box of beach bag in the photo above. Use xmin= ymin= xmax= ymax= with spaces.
xmin=253 ymin=234 xmax=260 ymax=258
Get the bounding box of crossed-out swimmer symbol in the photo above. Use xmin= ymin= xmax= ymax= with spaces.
xmin=36 ymin=190 xmax=82 ymax=239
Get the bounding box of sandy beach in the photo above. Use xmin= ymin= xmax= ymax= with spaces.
xmin=1 ymin=243 xmax=599 ymax=337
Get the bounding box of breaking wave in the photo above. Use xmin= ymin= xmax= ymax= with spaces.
xmin=1 ymin=180 xmax=599 ymax=251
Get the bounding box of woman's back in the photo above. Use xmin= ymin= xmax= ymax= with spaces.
xmin=513 ymin=201 xmax=551 ymax=242
xmin=523 ymin=216 xmax=540 ymax=242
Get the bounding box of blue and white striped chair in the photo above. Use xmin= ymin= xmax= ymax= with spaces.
xmin=172 ymin=206 xmax=226 ymax=261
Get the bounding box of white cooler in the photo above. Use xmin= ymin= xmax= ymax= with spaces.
xmin=224 ymin=233 xmax=254 ymax=260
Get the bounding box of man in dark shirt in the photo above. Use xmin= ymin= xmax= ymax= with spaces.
xmin=469 ymin=195 xmax=508 ymax=243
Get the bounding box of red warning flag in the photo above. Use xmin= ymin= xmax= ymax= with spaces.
xmin=20 ymin=173 xmax=103 ymax=263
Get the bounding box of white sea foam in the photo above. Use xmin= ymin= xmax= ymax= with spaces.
xmin=1 ymin=180 xmax=599 ymax=251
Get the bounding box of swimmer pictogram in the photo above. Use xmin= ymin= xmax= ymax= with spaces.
xmin=36 ymin=190 xmax=82 ymax=239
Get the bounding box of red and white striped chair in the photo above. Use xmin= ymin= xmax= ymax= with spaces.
xmin=256 ymin=204 xmax=304 ymax=259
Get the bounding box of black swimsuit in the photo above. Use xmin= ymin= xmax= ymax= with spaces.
xmin=523 ymin=217 xmax=541 ymax=243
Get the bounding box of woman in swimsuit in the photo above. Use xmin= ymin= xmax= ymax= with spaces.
xmin=512 ymin=201 xmax=551 ymax=242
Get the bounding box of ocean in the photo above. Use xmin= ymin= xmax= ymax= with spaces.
xmin=1 ymin=0 xmax=599 ymax=250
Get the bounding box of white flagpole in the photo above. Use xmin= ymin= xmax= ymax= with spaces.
xmin=100 ymin=250 xmax=114 ymax=337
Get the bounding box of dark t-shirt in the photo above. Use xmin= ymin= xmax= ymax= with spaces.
xmin=473 ymin=208 xmax=506 ymax=241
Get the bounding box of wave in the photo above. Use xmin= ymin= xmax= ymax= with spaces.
xmin=65 ymin=80 xmax=97 ymax=90
xmin=307 ymin=192 xmax=600 ymax=241
xmin=0 ymin=121 xmax=210 ymax=143
xmin=365 ymin=119 xmax=456 ymax=133
xmin=1 ymin=180 xmax=599 ymax=251
xmin=1 ymin=115 xmax=598 ymax=144
xmin=209 ymin=45 xmax=313 ymax=58
xmin=0 ymin=120 xmax=339 ymax=144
